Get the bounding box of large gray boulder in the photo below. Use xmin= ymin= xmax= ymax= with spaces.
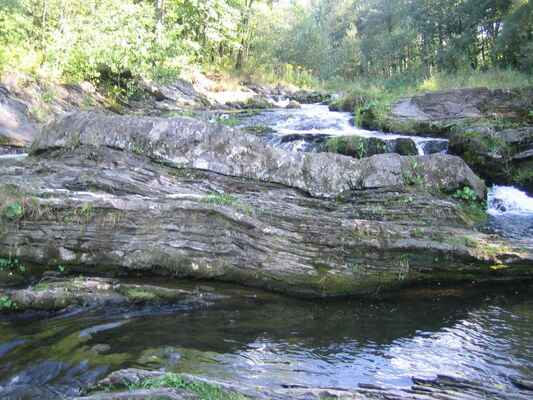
xmin=392 ymin=87 xmax=533 ymax=121
xmin=0 ymin=85 xmax=38 ymax=150
xmin=32 ymin=112 xmax=485 ymax=198
xmin=1 ymin=112 xmax=531 ymax=298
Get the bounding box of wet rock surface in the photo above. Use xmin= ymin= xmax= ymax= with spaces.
xmin=0 ymin=276 xmax=220 ymax=313
xmin=0 ymin=112 xmax=531 ymax=299
xmin=76 ymin=368 xmax=533 ymax=400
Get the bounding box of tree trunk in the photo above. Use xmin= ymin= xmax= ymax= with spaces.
xmin=155 ymin=0 xmax=165 ymax=45
xmin=235 ymin=0 xmax=255 ymax=70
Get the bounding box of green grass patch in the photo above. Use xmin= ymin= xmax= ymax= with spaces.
xmin=131 ymin=373 xmax=247 ymax=400
xmin=216 ymin=116 xmax=240 ymax=127
xmin=326 ymin=68 xmax=533 ymax=133
xmin=326 ymin=136 xmax=369 ymax=159
xmin=202 ymin=193 xmax=238 ymax=207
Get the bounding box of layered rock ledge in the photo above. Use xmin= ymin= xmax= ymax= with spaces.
xmin=1 ymin=112 xmax=532 ymax=298
xmin=354 ymin=87 xmax=533 ymax=194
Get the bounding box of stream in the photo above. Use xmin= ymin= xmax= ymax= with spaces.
xmin=1 ymin=105 xmax=533 ymax=399
xmin=1 ymin=282 xmax=533 ymax=398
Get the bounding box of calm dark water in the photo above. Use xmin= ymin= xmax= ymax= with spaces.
xmin=1 ymin=281 xmax=532 ymax=398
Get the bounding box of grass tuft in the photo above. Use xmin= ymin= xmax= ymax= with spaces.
xmin=131 ymin=373 xmax=247 ymax=400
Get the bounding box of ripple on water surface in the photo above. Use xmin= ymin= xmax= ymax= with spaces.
xmin=1 ymin=283 xmax=533 ymax=398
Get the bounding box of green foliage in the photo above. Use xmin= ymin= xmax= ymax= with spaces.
xmin=326 ymin=136 xmax=367 ymax=159
xmin=250 ymin=0 xmax=533 ymax=82
xmin=453 ymin=186 xmax=487 ymax=224
xmin=453 ymin=187 xmax=478 ymax=203
xmin=0 ymin=256 xmax=27 ymax=274
xmin=0 ymin=0 xmax=256 ymax=86
xmin=3 ymin=201 xmax=24 ymax=220
xmin=0 ymin=296 xmax=16 ymax=311
xmin=403 ymin=157 xmax=425 ymax=187
xmin=203 ymin=193 xmax=238 ymax=206
xmin=132 ymin=373 xmax=247 ymax=400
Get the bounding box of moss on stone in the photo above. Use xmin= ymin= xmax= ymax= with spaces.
xmin=123 ymin=288 xmax=157 ymax=302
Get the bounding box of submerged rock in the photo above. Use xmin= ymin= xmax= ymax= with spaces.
xmin=0 ymin=112 xmax=531 ymax=298
xmin=0 ymin=277 xmax=217 ymax=313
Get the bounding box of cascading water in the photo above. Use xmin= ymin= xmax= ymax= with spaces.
xmin=237 ymin=103 xmax=533 ymax=240
xmin=486 ymin=186 xmax=533 ymax=239
xmin=237 ymin=104 xmax=449 ymax=155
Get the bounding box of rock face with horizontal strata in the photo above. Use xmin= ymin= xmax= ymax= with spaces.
xmin=1 ymin=112 xmax=532 ymax=298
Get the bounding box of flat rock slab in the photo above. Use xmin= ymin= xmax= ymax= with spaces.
xmin=392 ymin=87 xmax=533 ymax=121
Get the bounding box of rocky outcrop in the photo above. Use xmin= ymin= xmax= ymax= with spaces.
xmin=449 ymin=126 xmax=533 ymax=194
xmin=77 ymin=369 xmax=533 ymax=400
xmin=391 ymin=87 xmax=533 ymax=122
xmin=0 ymin=85 xmax=39 ymax=150
xmin=353 ymin=87 xmax=533 ymax=193
xmin=1 ymin=112 xmax=531 ymax=298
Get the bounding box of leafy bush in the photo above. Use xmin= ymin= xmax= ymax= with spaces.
xmin=453 ymin=187 xmax=478 ymax=203
xmin=0 ymin=296 xmax=16 ymax=311
xmin=3 ymin=202 xmax=23 ymax=220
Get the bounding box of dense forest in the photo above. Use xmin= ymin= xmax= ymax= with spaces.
xmin=1 ymin=0 xmax=531 ymax=88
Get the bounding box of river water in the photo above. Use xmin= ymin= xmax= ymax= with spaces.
xmin=1 ymin=281 xmax=533 ymax=398
xmin=1 ymin=105 xmax=533 ymax=398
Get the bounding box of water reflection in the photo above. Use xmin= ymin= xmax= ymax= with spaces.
xmin=2 ymin=282 xmax=532 ymax=398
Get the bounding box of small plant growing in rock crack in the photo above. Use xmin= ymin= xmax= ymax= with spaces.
xmin=398 ymin=254 xmax=410 ymax=280
xmin=403 ymin=157 xmax=424 ymax=186
xmin=3 ymin=201 xmax=24 ymax=220
xmin=202 ymin=193 xmax=253 ymax=216
xmin=453 ymin=186 xmax=478 ymax=203
xmin=0 ymin=296 xmax=16 ymax=311
xmin=57 ymin=264 xmax=65 ymax=273
xmin=203 ymin=193 xmax=238 ymax=206
xmin=215 ymin=115 xmax=240 ymax=127
xmin=0 ymin=256 xmax=27 ymax=274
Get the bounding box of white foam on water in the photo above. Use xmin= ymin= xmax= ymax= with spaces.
xmin=488 ymin=186 xmax=533 ymax=215
xmin=0 ymin=153 xmax=28 ymax=160
xmin=271 ymin=104 xmax=447 ymax=155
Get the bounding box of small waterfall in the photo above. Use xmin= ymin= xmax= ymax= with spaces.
xmin=486 ymin=186 xmax=533 ymax=239
xmin=237 ymin=104 xmax=449 ymax=156
xmin=488 ymin=186 xmax=533 ymax=215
